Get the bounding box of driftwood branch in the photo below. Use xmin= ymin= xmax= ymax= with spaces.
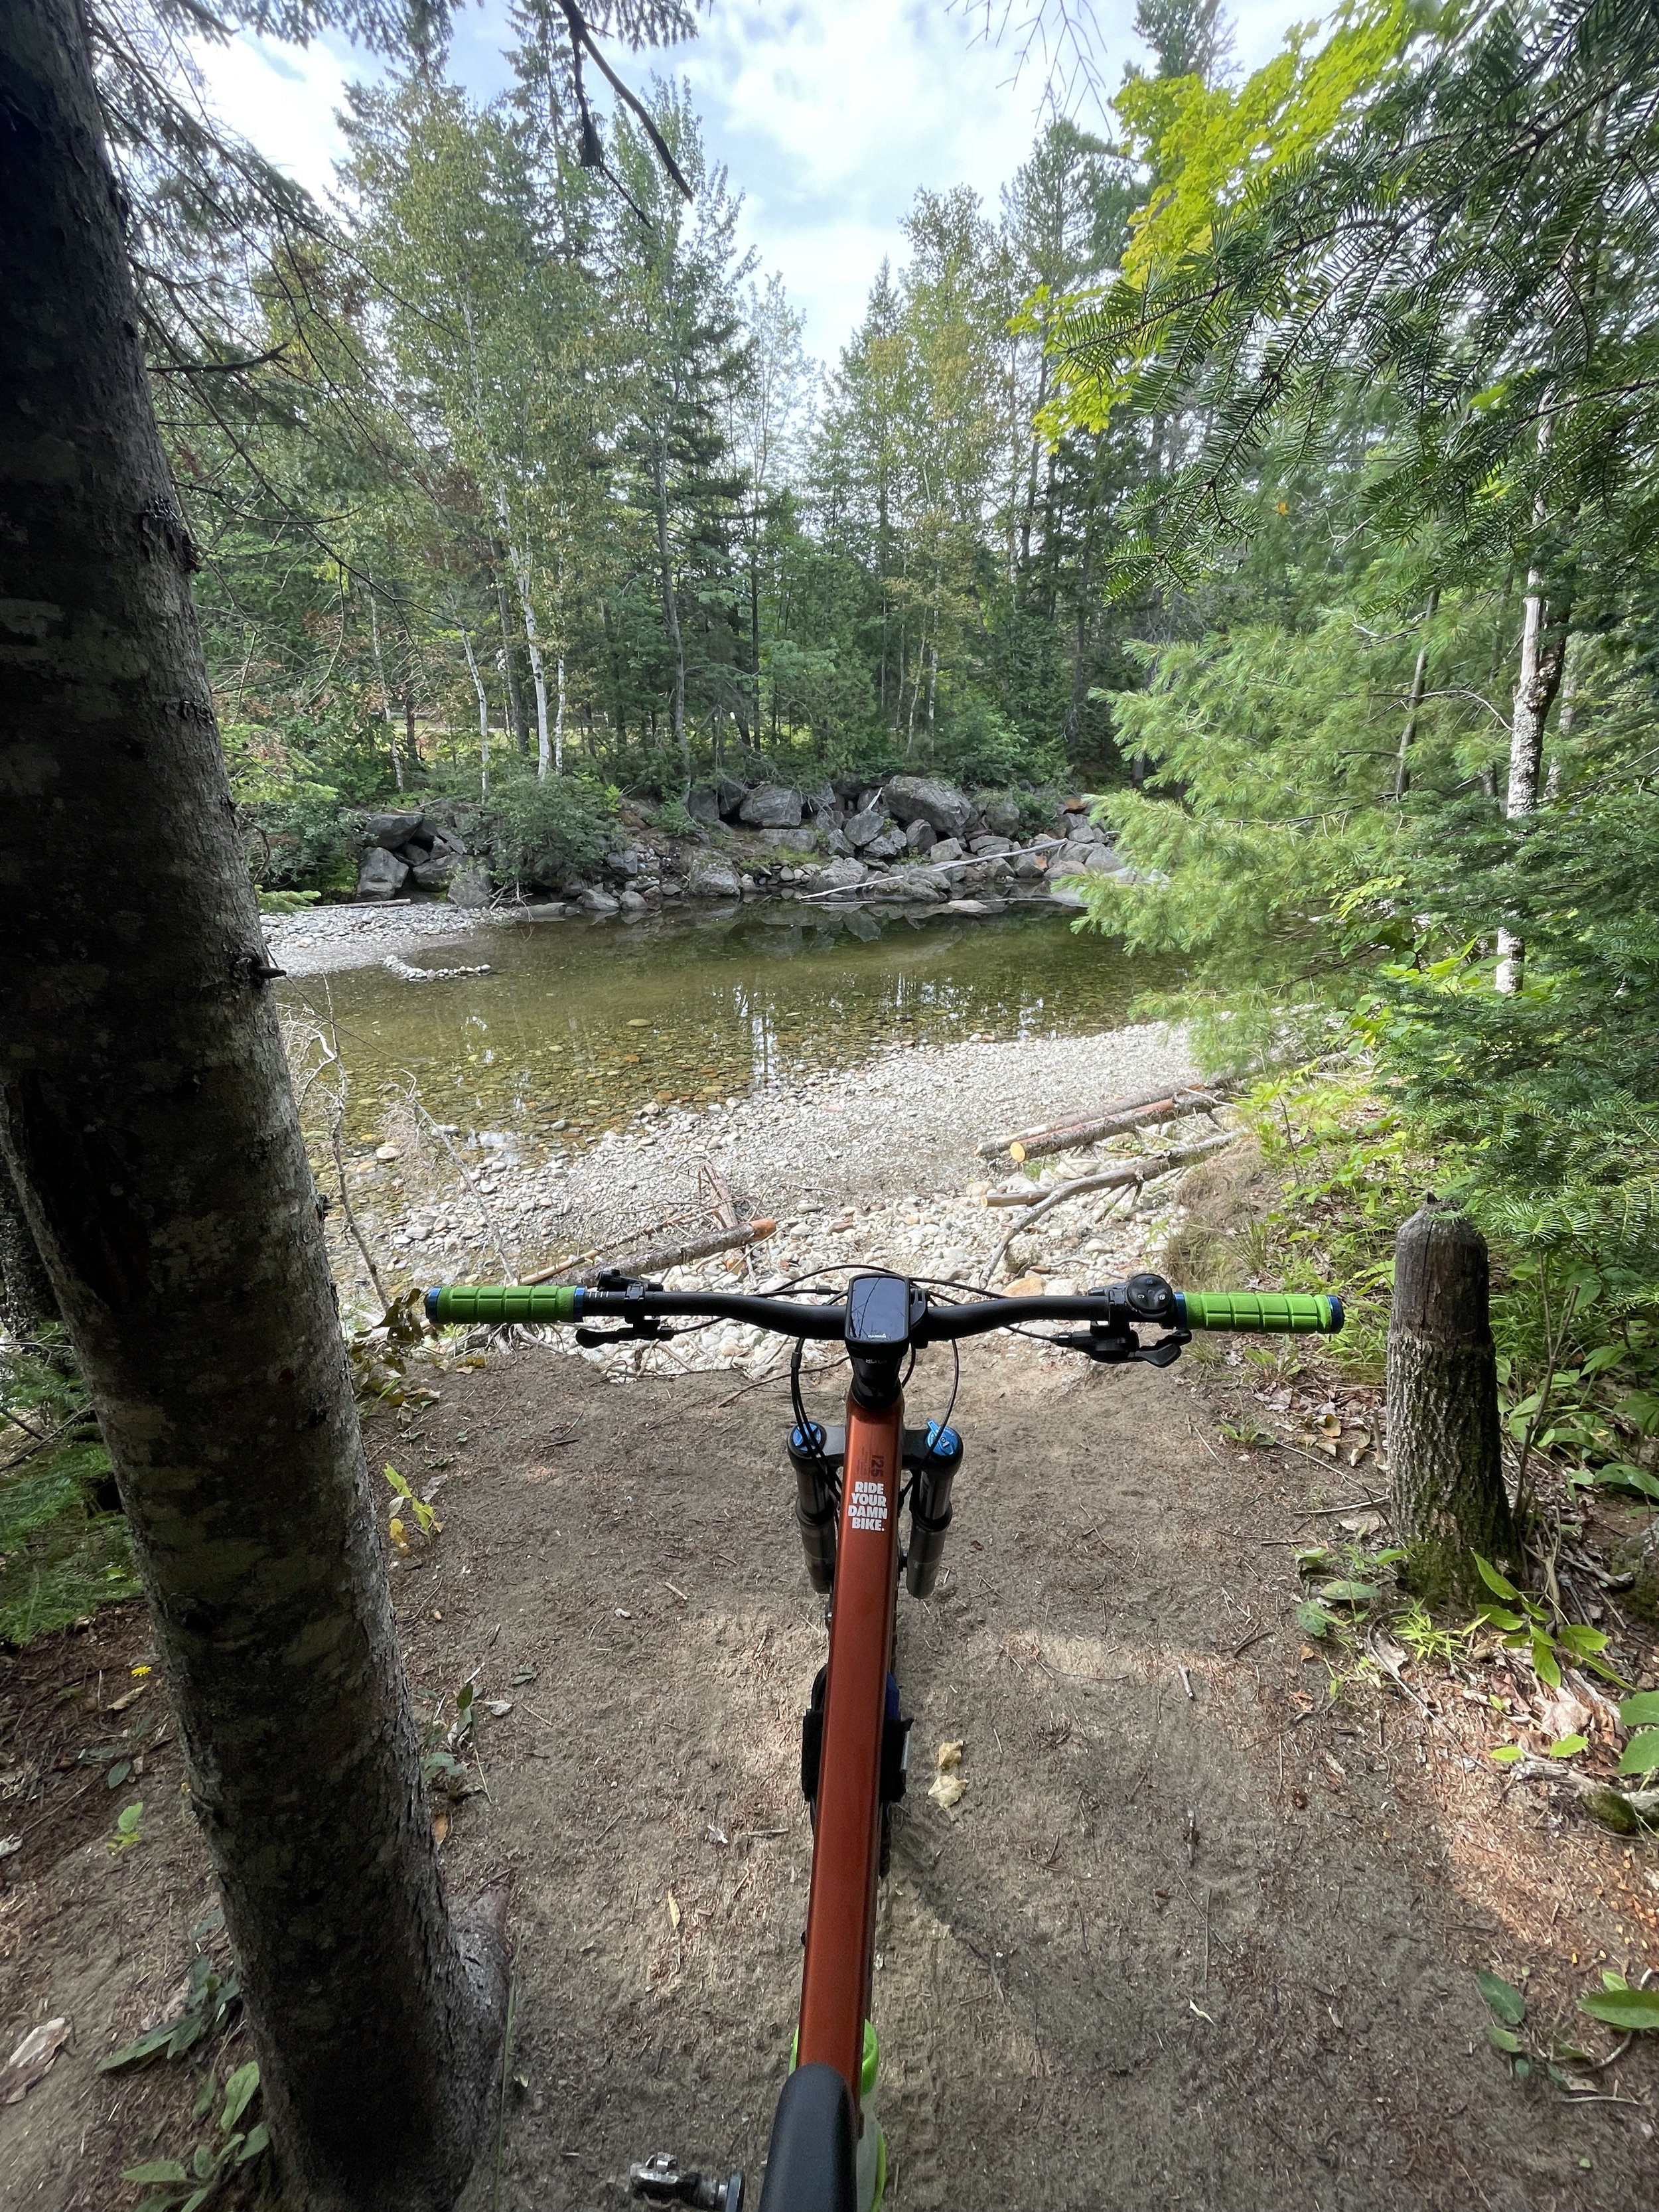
xmin=979 ymin=1080 xmax=1235 ymax=1163
xmin=980 ymin=1131 xmax=1239 ymax=1283
xmin=382 ymin=954 xmax=492 ymax=982
xmin=520 ymin=1218 xmax=776 ymax=1290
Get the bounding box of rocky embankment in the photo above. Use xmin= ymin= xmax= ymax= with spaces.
xmin=336 ymin=1023 xmax=1206 ymax=1382
xmin=343 ymin=772 xmax=1133 ymax=917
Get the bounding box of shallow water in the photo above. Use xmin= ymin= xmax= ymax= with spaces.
xmin=279 ymin=901 xmax=1169 ymax=1149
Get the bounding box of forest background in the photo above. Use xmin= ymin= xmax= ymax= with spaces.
xmin=55 ymin=0 xmax=1659 ymax=1572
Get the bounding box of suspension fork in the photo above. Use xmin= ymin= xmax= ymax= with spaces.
xmin=795 ymin=1387 xmax=902 ymax=2112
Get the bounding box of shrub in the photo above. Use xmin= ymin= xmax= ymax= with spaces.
xmin=482 ymin=773 xmax=616 ymax=890
xmin=240 ymin=792 xmax=356 ymax=894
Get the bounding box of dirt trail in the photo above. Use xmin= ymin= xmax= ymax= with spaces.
xmin=2 ymin=1338 xmax=1654 ymax=2211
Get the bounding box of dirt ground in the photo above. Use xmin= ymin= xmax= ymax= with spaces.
xmin=2 ymin=1334 xmax=1656 ymax=2212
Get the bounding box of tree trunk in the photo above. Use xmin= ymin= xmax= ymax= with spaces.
xmin=0 ymin=1156 xmax=58 ymax=1342
xmin=460 ymin=628 xmax=491 ymax=797
xmin=0 ymin=7 xmax=506 ymax=2205
xmin=1388 ymin=1199 xmax=1515 ymax=1594
xmin=1392 ymin=585 xmax=1438 ymax=802
xmin=368 ymin=590 xmax=403 ymax=792
xmin=650 ymin=438 xmax=688 ymax=774
xmin=493 ymin=564 xmax=528 ymax=753
xmin=403 ymin=691 xmax=418 ymax=782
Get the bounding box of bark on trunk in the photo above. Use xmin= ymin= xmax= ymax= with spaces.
xmin=0 ymin=6 xmax=506 ymax=2203
xmin=1392 ymin=585 xmax=1438 ymax=802
xmin=650 ymin=438 xmax=687 ymax=774
xmin=460 ymin=628 xmax=491 ymax=796
xmin=493 ymin=564 xmax=528 ymax=753
xmin=1496 ymin=568 xmax=1570 ymax=992
xmin=1388 ymin=1200 xmax=1515 ymax=1593
xmin=0 ymin=1156 xmax=58 ymax=1341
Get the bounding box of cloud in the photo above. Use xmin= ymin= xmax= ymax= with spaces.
xmin=190 ymin=1 xmax=1331 ymax=359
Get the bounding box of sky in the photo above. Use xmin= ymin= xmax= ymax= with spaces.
xmin=194 ymin=1 xmax=1318 ymax=364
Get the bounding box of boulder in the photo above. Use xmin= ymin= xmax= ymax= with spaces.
xmin=926 ymin=837 xmax=964 ymax=866
xmin=800 ymin=779 xmax=838 ymax=816
xmin=864 ymin=828 xmax=908 ymax=861
xmin=448 ymin=864 xmax=494 ymax=908
xmin=904 ymin=818 xmax=936 ymax=853
xmin=843 ymin=808 xmax=888 ymax=851
xmin=686 ymin=784 xmax=722 ymax=826
xmin=410 ymin=857 xmax=455 ymax=892
xmin=760 ymin=823 xmax=818 ymax=850
xmin=606 ymin=846 xmax=644 ymax=879
xmin=1068 ymin=816 xmax=1106 ymax=846
xmin=618 ymin=890 xmax=649 ymax=917
xmin=865 ymin=875 xmax=944 ymax=903
xmin=739 ymin=783 xmax=803 ymax=828
xmin=879 ymin=775 xmax=974 ymax=840
xmin=1084 ymin=844 xmax=1119 ymax=873
xmin=968 ymin=834 xmax=1015 ymax=857
xmin=363 ymin=810 xmax=424 ymax=851
xmin=975 ymin=790 xmax=1022 ymax=839
xmin=576 ymin=887 xmax=620 ymax=915
xmin=1011 ymin=850 xmax=1048 ymax=881
xmin=822 ymin=826 xmax=851 ymax=857
xmin=356 ymin=847 xmax=409 ymax=900
xmin=807 ymin=857 xmax=868 ymax=891
xmin=686 ymin=855 xmax=743 ymax=899
xmin=715 ymin=775 xmax=751 ymax=820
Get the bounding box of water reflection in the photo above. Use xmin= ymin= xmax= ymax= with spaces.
xmin=281 ymin=901 xmax=1168 ymax=1149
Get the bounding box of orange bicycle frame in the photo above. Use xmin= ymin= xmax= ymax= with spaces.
xmin=794 ymin=1389 xmax=902 ymax=2115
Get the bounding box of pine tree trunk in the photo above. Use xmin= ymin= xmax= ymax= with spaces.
xmin=0 ymin=1157 xmax=58 ymax=1342
xmin=650 ymin=438 xmax=688 ymax=773
xmin=1388 ymin=1200 xmax=1515 ymax=1593
xmin=0 ymin=6 xmax=506 ymax=2204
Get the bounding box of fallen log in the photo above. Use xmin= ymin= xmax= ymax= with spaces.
xmin=519 ymin=1218 xmax=776 ymax=1290
xmin=1507 ymin=1756 xmax=1659 ymax=1834
xmin=979 ymin=1131 xmax=1239 ymax=1283
xmin=979 ymin=1080 xmax=1236 ymax=1162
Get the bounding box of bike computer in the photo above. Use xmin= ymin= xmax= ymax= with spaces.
xmin=845 ymin=1272 xmax=914 ymax=1351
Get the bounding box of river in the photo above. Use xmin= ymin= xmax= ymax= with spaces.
xmin=277 ymin=900 xmax=1167 ymax=1153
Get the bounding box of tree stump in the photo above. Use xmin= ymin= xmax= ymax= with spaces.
xmin=1388 ymin=1197 xmax=1515 ymax=1594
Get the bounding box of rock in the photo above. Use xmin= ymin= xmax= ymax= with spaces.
xmin=865 ymin=875 xmax=944 ymax=902
xmin=606 ymin=846 xmax=644 ymax=878
xmin=363 ymin=810 xmax=424 ymax=851
xmin=1068 ymin=816 xmax=1106 ymax=846
xmin=926 ymin=837 xmax=964 ymax=866
xmin=975 ymin=790 xmax=1022 ymax=838
xmin=356 ymin=847 xmax=409 ymax=900
xmin=715 ymin=775 xmax=750 ymax=820
xmin=739 ymin=783 xmax=803 ymax=828
xmin=801 ymin=779 xmax=838 ymax=816
xmin=864 ymin=828 xmax=908 ymax=861
xmin=1083 ymin=844 xmax=1118 ymax=873
xmin=1047 ymin=881 xmax=1088 ymax=909
xmin=880 ymin=774 xmax=974 ymax=840
xmin=686 ymin=856 xmax=743 ymax=899
xmin=1011 ymin=850 xmax=1047 ymax=880
xmin=448 ymin=864 xmax=494 ymax=907
xmin=686 ymin=784 xmax=722 ymax=826
xmin=904 ymin=818 xmax=937 ymax=853
xmin=968 ymin=834 xmax=1015 ymax=857
xmin=761 ymin=823 xmax=817 ymax=850
xmin=942 ymin=897 xmax=997 ymax=916
xmin=577 ymin=887 xmax=620 ymax=915
xmin=410 ymin=857 xmax=455 ymax=891
xmin=1048 ymin=841 xmax=1094 ymax=877
xmin=823 ymin=826 xmax=851 ymax=857
xmin=843 ymin=808 xmax=889 ymax=851
xmin=806 ymin=857 xmax=868 ymax=891
xmin=618 ymin=889 xmax=649 ymax=917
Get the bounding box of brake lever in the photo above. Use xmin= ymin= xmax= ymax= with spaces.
xmin=1046 ymin=1327 xmax=1189 ymax=1368
xmin=574 ymin=1323 xmax=680 ymax=1347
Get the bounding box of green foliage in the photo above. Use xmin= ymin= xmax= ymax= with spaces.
xmin=240 ymin=791 xmax=356 ymax=895
xmin=0 ymin=1337 xmax=139 ymax=1647
xmin=481 ymin=774 xmax=615 ymax=891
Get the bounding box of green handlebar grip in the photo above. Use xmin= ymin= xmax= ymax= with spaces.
xmin=1176 ymin=1290 xmax=1343 ymax=1335
xmin=427 ymin=1285 xmax=579 ymax=1325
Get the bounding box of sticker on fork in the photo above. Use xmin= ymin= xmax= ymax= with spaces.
xmin=848 ymin=1478 xmax=889 ymax=1532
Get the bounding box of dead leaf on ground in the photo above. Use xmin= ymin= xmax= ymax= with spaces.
xmin=667 ymin=1891 xmax=682 ymax=1932
xmin=936 ymin=1740 xmax=964 ymax=1772
xmin=3 ymin=2019 xmax=69 ymax=2103
xmin=432 ymin=1806 xmax=450 ymax=1846
xmin=928 ymin=1773 xmax=966 ymax=1810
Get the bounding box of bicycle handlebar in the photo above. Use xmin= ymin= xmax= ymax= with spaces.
xmin=425 ymin=1279 xmax=1343 ymax=1341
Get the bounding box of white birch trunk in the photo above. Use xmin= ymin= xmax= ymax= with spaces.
xmin=460 ymin=628 xmax=490 ymax=798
